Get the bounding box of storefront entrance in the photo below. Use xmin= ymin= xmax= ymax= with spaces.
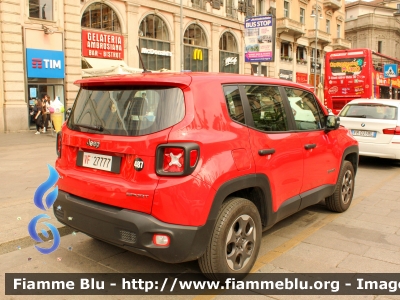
xmin=28 ymin=81 xmax=64 ymax=129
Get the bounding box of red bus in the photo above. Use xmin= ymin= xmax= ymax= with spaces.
xmin=324 ymin=48 xmax=400 ymax=114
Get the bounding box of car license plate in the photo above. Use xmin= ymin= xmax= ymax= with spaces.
xmin=76 ymin=151 xmax=121 ymax=173
xmin=351 ymin=130 xmax=377 ymax=137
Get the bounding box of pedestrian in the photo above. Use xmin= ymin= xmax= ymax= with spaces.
xmin=41 ymin=95 xmax=51 ymax=132
xmin=32 ymin=98 xmax=43 ymax=134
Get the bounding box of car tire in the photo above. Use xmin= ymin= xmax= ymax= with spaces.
xmin=326 ymin=160 xmax=355 ymax=213
xmin=198 ymin=197 xmax=262 ymax=281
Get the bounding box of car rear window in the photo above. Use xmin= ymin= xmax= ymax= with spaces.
xmin=68 ymin=87 xmax=185 ymax=136
xmin=340 ymin=103 xmax=398 ymax=120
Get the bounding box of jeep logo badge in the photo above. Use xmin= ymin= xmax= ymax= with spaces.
xmin=87 ymin=139 xmax=100 ymax=148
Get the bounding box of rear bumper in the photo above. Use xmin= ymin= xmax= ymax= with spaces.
xmin=53 ymin=191 xmax=214 ymax=263
xmin=359 ymin=141 xmax=400 ymax=159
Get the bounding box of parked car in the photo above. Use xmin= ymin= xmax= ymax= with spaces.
xmin=53 ymin=72 xmax=359 ymax=281
xmin=339 ymin=99 xmax=400 ymax=160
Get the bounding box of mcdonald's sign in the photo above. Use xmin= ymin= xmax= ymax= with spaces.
xmin=193 ymin=49 xmax=203 ymax=61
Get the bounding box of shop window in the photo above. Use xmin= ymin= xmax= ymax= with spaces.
xmin=29 ymin=0 xmax=53 ymax=20
xmin=220 ymin=32 xmax=239 ymax=73
xmin=81 ymin=3 xmax=121 ymax=32
xmin=139 ymin=15 xmax=170 ymax=71
xmin=280 ymin=42 xmax=291 ymax=58
xmin=139 ymin=14 xmax=169 ymax=41
xmin=184 ymin=24 xmax=208 ymax=71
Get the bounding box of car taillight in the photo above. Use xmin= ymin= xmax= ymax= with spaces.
xmin=156 ymin=143 xmax=200 ymax=176
xmin=383 ymin=126 xmax=400 ymax=135
xmin=163 ymin=147 xmax=184 ymax=172
xmin=56 ymin=131 xmax=62 ymax=158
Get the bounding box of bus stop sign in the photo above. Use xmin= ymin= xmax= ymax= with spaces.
xmin=384 ymin=64 xmax=398 ymax=78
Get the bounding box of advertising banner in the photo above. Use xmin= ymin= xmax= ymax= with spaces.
xmin=26 ymin=48 xmax=65 ymax=79
xmin=296 ymin=72 xmax=308 ymax=83
xmin=279 ymin=69 xmax=293 ymax=81
xmin=244 ymin=15 xmax=275 ymax=63
xmin=82 ymin=30 xmax=124 ymax=60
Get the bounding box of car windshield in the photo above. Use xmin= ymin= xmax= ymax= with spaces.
xmin=68 ymin=86 xmax=185 ymax=136
xmin=340 ymin=103 xmax=398 ymax=120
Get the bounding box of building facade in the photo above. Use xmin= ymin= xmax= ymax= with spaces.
xmin=345 ymin=0 xmax=400 ymax=60
xmin=0 ymin=0 xmax=347 ymax=132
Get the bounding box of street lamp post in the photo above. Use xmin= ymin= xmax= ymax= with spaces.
xmin=311 ymin=0 xmax=320 ymax=92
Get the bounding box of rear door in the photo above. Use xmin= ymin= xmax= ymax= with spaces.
xmin=58 ymin=86 xmax=186 ymax=214
xmin=339 ymin=103 xmax=399 ymax=144
xmin=243 ymin=84 xmax=304 ymax=213
xmin=283 ymin=87 xmax=340 ymax=194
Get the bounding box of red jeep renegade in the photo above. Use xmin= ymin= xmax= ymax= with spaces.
xmin=54 ymin=72 xmax=358 ymax=280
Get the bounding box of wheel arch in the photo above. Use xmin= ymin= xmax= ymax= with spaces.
xmin=208 ymin=174 xmax=273 ymax=229
xmin=342 ymin=145 xmax=359 ymax=175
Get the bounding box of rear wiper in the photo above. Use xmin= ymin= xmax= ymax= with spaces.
xmin=345 ymin=115 xmax=367 ymax=118
xmin=74 ymin=123 xmax=104 ymax=132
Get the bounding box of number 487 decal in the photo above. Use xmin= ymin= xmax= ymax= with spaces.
xmin=134 ymin=158 xmax=144 ymax=171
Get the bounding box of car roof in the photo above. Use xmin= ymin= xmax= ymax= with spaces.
xmin=74 ymin=72 xmax=316 ymax=92
xmin=346 ymin=99 xmax=400 ymax=106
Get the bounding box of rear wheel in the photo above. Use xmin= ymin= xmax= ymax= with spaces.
xmin=198 ymin=197 xmax=262 ymax=281
xmin=326 ymin=160 xmax=355 ymax=212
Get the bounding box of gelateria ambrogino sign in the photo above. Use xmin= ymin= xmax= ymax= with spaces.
xmin=82 ymin=30 xmax=124 ymax=60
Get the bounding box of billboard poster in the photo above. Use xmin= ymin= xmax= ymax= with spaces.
xmin=244 ymin=15 xmax=275 ymax=63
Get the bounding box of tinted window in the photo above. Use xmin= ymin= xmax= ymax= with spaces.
xmin=340 ymin=103 xmax=398 ymax=120
xmin=68 ymin=87 xmax=185 ymax=136
xmin=285 ymin=87 xmax=325 ymax=130
xmin=244 ymin=85 xmax=288 ymax=132
xmin=224 ymin=85 xmax=245 ymax=125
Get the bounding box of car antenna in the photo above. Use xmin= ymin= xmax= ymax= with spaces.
xmin=136 ymin=46 xmax=152 ymax=73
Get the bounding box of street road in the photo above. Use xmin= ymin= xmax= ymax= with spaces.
xmin=1 ymin=132 xmax=400 ymax=299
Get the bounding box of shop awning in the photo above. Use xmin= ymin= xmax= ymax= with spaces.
xmin=82 ymin=57 xmax=128 ymax=69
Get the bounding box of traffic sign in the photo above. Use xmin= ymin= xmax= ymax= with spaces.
xmin=384 ymin=64 xmax=398 ymax=78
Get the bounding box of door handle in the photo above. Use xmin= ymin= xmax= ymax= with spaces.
xmin=258 ymin=149 xmax=275 ymax=156
xmin=304 ymin=144 xmax=316 ymax=150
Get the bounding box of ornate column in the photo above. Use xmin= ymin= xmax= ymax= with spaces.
xmin=0 ymin=0 xmax=25 ymax=131
xmin=64 ymin=0 xmax=81 ymax=111
xmin=211 ymin=23 xmax=221 ymax=72
xmin=126 ymin=3 xmax=140 ymax=68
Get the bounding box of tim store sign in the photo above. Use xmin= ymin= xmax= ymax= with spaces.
xmin=26 ymin=48 xmax=65 ymax=79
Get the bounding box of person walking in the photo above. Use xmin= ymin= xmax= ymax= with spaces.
xmin=41 ymin=95 xmax=50 ymax=133
xmin=32 ymin=98 xmax=43 ymax=134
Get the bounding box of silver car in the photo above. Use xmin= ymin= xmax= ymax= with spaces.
xmin=339 ymin=99 xmax=400 ymax=160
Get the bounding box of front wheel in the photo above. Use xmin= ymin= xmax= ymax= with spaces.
xmin=198 ymin=197 xmax=262 ymax=281
xmin=326 ymin=160 xmax=355 ymax=212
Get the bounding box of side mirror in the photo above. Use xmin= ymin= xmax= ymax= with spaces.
xmin=326 ymin=115 xmax=340 ymax=131
xmin=66 ymin=108 xmax=72 ymax=120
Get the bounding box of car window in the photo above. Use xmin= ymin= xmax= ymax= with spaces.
xmin=224 ymin=85 xmax=245 ymax=125
xmin=244 ymin=85 xmax=288 ymax=132
xmin=68 ymin=87 xmax=185 ymax=136
xmin=284 ymin=87 xmax=325 ymax=130
xmin=340 ymin=103 xmax=398 ymax=120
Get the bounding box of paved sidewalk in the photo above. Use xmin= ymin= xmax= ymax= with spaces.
xmin=0 ymin=131 xmax=71 ymax=254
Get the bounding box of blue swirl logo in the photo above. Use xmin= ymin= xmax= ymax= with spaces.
xmin=28 ymin=164 xmax=60 ymax=254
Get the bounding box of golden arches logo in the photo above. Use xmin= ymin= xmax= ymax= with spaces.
xmin=193 ymin=49 xmax=203 ymax=61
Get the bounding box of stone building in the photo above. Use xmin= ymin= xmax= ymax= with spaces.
xmin=0 ymin=0 xmax=347 ymax=132
xmin=345 ymin=0 xmax=400 ymax=59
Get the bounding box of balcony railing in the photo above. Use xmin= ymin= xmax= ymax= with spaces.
xmin=323 ymin=0 xmax=341 ymax=11
xmin=307 ymin=29 xmax=331 ymax=46
xmin=331 ymin=38 xmax=351 ymax=50
xmin=276 ymin=17 xmax=305 ymax=39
